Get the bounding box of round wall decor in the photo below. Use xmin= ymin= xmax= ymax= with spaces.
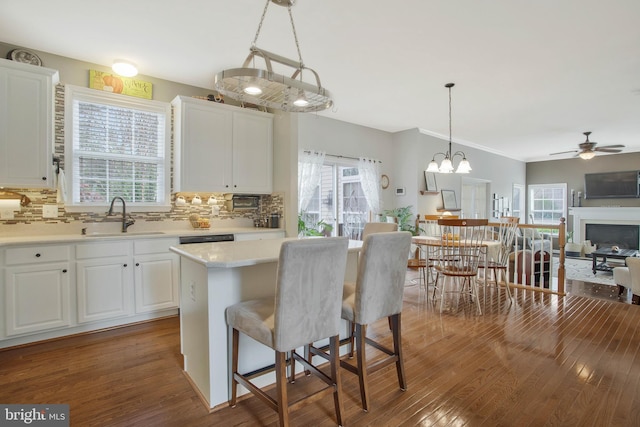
xmin=381 ymin=174 xmax=390 ymax=189
xmin=7 ymin=49 xmax=42 ymax=66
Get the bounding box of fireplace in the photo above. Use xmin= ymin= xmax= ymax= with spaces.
xmin=585 ymin=223 xmax=640 ymax=250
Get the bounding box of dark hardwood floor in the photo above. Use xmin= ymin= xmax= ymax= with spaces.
xmin=2 ymin=272 xmax=639 ymax=426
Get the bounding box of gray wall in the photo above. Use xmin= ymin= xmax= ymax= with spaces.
xmin=296 ymin=116 xmax=526 ymax=221
xmin=527 ymin=152 xmax=640 ymax=230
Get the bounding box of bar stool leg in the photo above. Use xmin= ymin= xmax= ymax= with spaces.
xmin=390 ymin=313 xmax=407 ymax=391
xmin=329 ymin=335 xmax=344 ymax=426
xmin=275 ymin=351 xmax=289 ymax=426
xmin=230 ymin=328 xmax=239 ymax=407
xmin=355 ymin=323 xmax=370 ymax=412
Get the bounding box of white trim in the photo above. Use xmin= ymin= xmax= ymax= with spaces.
xmin=64 ymin=85 xmax=171 ymax=210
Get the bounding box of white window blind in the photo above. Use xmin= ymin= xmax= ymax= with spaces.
xmin=65 ymin=85 xmax=170 ymax=209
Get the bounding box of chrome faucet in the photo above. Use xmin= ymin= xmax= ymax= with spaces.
xmin=108 ymin=196 xmax=135 ymax=233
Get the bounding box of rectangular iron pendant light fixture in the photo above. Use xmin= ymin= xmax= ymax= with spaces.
xmin=214 ymin=0 xmax=333 ymax=113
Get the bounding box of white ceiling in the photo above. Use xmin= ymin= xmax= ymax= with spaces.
xmin=2 ymin=0 xmax=640 ymax=162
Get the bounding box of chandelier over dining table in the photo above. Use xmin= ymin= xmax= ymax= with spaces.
xmin=426 ymin=83 xmax=471 ymax=174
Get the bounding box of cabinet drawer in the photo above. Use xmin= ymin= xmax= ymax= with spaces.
xmin=76 ymin=241 xmax=132 ymax=259
xmin=5 ymin=245 xmax=71 ymax=265
xmin=134 ymin=237 xmax=178 ymax=255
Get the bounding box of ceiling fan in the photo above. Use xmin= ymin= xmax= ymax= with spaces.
xmin=550 ymin=131 xmax=624 ymax=160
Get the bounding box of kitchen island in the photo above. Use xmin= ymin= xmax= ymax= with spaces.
xmin=170 ymin=237 xmax=362 ymax=411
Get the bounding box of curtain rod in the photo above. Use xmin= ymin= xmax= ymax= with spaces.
xmin=303 ymin=150 xmax=382 ymax=163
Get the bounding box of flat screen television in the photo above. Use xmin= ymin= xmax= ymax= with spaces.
xmin=584 ymin=171 xmax=640 ymax=199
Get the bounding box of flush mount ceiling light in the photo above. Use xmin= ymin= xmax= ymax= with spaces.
xmin=214 ymin=0 xmax=333 ymax=113
xmin=426 ymin=83 xmax=471 ymax=174
xmin=112 ymin=60 xmax=138 ymax=77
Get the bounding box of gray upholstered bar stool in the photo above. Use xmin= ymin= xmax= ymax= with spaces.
xmin=339 ymin=231 xmax=412 ymax=412
xmin=226 ymin=237 xmax=349 ymax=427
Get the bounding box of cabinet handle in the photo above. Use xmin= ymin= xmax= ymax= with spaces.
xmin=42 ymin=177 xmax=47 ymax=181
xmin=62 ymin=269 xmax=67 ymax=273
xmin=35 ymin=253 xmax=41 ymax=258
xmin=123 ymin=263 xmax=128 ymax=267
xmin=136 ymin=263 xmax=140 ymax=266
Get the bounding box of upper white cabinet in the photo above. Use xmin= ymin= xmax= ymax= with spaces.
xmin=172 ymin=96 xmax=273 ymax=194
xmin=0 ymin=58 xmax=59 ymax=188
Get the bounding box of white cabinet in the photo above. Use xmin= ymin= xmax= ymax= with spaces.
xmin=4 ymin=245 xmax=71 ymax=336
xmin=76 ymin=241 xmax=134 ymax=323
xmin=0 ymin=58 xmax=59 ymax=188
xmin=133 ymin=238 xmax=179 ymax=313
xmin=172 ymin=96 xmax=273 ymax=194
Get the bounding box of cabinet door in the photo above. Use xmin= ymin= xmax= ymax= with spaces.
xmin=134 ymin=252 xmax=179 ymax=313
xmin=173 ymin=96 xmax=233 ymax=192
xmin=5 ymin=263 xmax=70 ymax=336
xmin=0 ymin=59 xmax=58 ymax=188
xmin=232 ymin=111 xmax=273 ymax=193
xmin=76 ymin=257 xmax=134 ymax=323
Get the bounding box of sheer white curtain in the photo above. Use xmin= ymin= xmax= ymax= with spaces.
xmin=298 ymin=150 xmax=326 ymax=212
xmin=358 ymin=157 xmax=381 ymax=216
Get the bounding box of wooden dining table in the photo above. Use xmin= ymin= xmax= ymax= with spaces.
xmin=411 ymin=235 xmax=502 ymax=288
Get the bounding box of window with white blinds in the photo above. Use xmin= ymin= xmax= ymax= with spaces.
xmin=65 ymin=85 xmax=171 ymax=210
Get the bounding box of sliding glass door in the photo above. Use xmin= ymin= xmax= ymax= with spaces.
xmin=300 ymin=161 xmax=367 ymax=238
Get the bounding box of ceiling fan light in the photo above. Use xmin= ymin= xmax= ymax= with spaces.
xmin=579 ymin=150 xmax=596 ymax=160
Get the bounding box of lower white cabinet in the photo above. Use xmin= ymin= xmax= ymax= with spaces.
xmin=5 ymin=262 xmax=71 ymax=336
xmin=133 ymin=238 xmax=179 ymax=313
xmin=76 ymin=241 xmax=134 ymax=323
xmin=4 ymin=244 xmax=72 ymax=337
xmin=1 ymin=237 xmax=180 ymax=347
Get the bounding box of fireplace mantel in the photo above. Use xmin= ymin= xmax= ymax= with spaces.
xmin=569 ymin=207 xmax=640 ymax=243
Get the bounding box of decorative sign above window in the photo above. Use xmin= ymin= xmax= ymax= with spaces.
xmin=89 ymin=70 xmax=153 ymax=100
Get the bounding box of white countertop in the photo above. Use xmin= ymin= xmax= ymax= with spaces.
xmin=0 ymin=224 xmax=284 ymax=247
xmin=170 ymin=238 xmax=363 ymax=268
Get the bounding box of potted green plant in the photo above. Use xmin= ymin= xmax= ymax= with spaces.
xmin=383 ymin=206 xmax=422 ymax=236
xmin=298 ymin=213 xmax=333 ymax=237
xmin=565 ymin=231 xmax=583 ymax=258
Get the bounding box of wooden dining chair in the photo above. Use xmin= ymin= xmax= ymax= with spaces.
xmin=434 ymin=218 xmax=488 ymax=314
xmin=479 ymin=216 xmax=520 ymax=300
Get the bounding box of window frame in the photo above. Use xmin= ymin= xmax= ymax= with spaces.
xmin=64 ymin=85 xmax=171 ymax=212
xmin=528 ymin=183 xmax=567 ymax=234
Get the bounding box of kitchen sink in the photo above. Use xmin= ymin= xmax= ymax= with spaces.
xmin=83 ymin=231 xmax=166 ymax=238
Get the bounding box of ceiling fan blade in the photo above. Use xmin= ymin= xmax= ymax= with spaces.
xmin=594 ymin=147 xmax=623 ymax=153
xmin=597 ymin=144 xmax=625 ymax=149
xmin=550 ymin=150 xmax=578 ymax=155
